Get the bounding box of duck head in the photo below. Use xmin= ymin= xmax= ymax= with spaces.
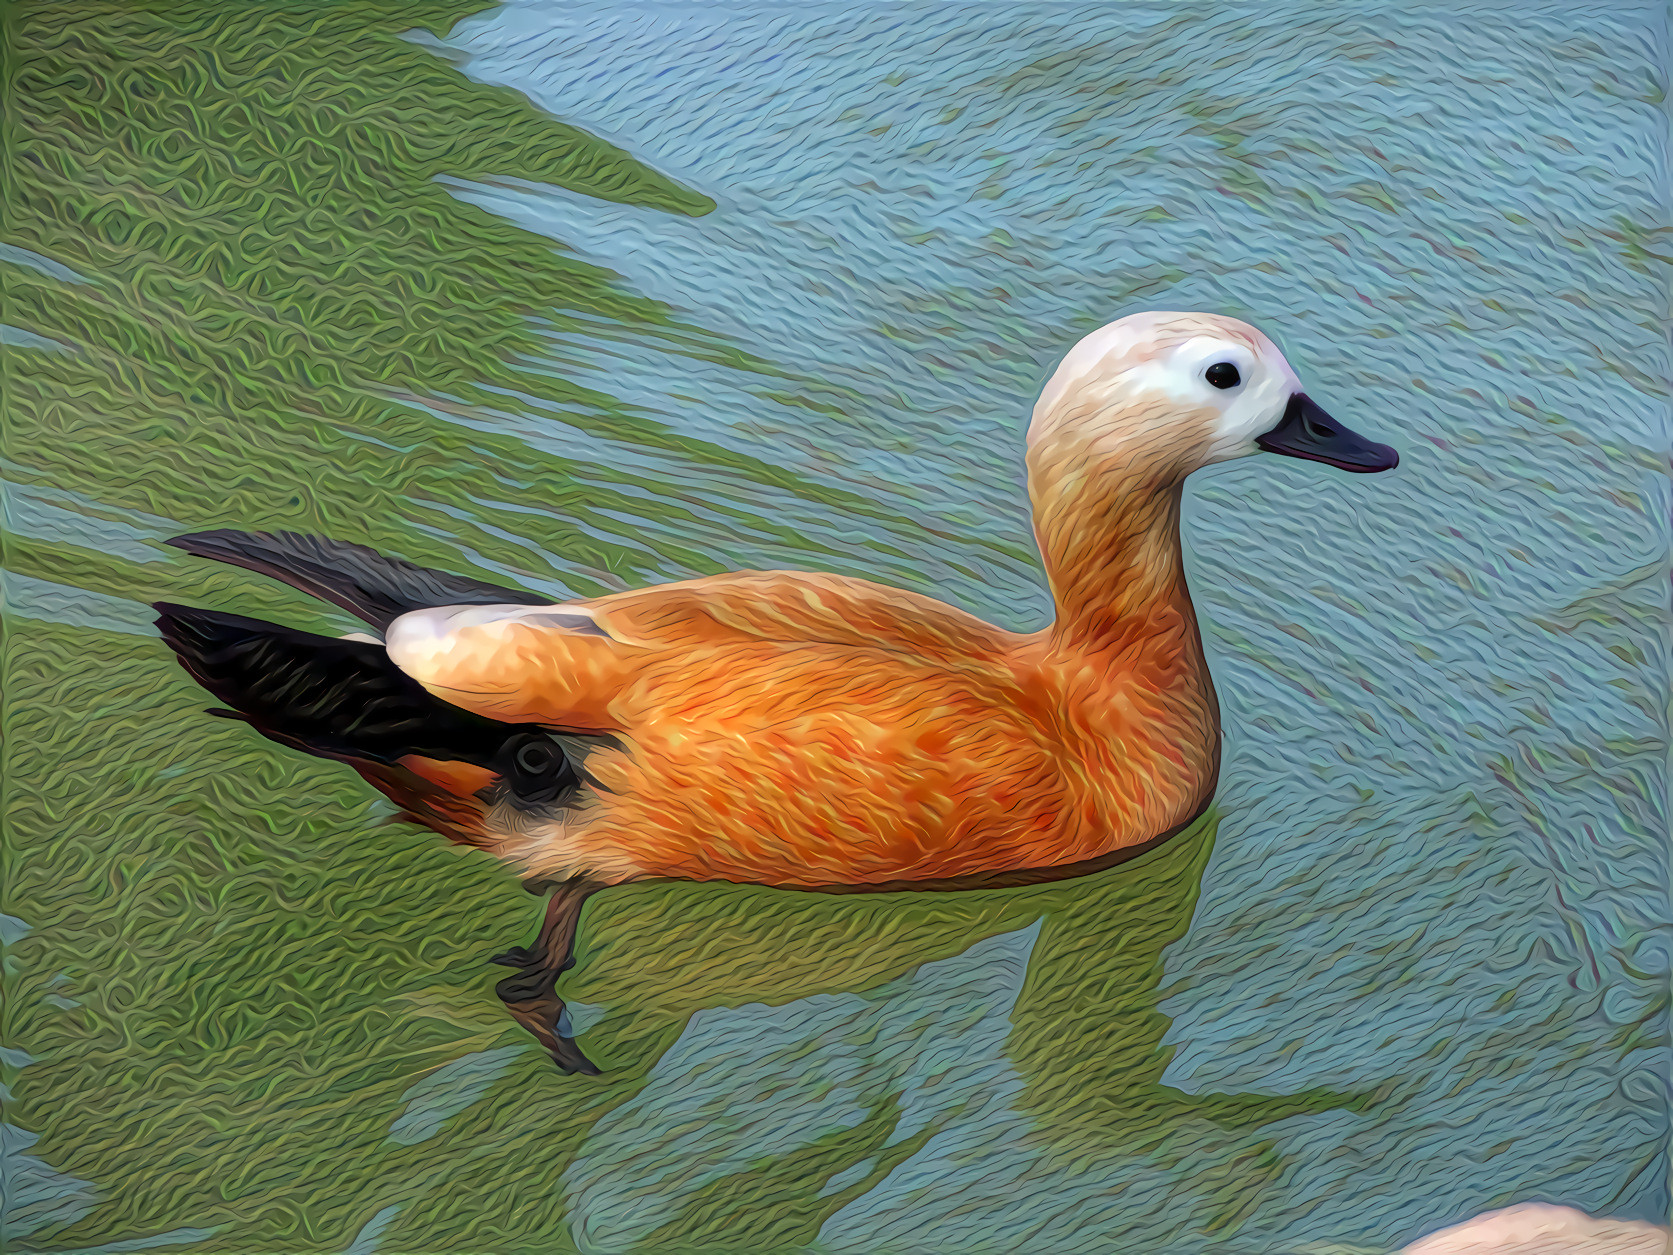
xmin=1028 ymin=310 xmax=1398 ymax=479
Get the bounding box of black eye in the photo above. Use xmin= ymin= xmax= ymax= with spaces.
xmin=1205 ymin=362 xmax=1241 ymax=390
xmin=513 ymin=739 xmax=560 ymax=776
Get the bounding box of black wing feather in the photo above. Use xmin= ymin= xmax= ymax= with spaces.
xmin=154 ymin=602 xmax=528 ymax=765
xmin=164 ymin=530 xmax=550 ymax=631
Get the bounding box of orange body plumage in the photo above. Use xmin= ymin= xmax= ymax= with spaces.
xmin=395 ymin=564 xmax=1220 ymax=891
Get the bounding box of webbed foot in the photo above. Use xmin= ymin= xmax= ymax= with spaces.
xmin=495 ymin=969 xmax=599 ymax=1075
xmin=488 ymin=877 xmax=604 ymax=1075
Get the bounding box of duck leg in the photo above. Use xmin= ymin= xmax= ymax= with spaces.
xmin=490 ymin=877 xmax=603 ymax=1075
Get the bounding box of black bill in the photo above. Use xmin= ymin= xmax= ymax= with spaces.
xmin=1256 ymin=393 xmax=1398 ymax=473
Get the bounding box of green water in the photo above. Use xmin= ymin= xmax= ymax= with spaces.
xmin=2 ymin=3 xmax=1359 ymax=1251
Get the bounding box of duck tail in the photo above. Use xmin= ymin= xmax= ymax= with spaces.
xmin=163 ymin=530 xmax=550 ymax=632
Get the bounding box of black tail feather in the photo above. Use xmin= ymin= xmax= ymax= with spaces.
xmin=154 ymin=602 xmax=525 ymax=766
xmin=164 ymin=530 xmax=549 ymax=632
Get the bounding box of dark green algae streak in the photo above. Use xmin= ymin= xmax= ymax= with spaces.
xmin=1 ymin=3 xmax=1366 ymax=1250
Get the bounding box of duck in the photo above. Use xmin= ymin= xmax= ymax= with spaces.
xmin=155 ymin=310 xmax=1397 ymax=1075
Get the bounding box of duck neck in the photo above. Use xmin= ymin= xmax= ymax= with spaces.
xmin=1029 ymin=434 xmax=1221 ymax=826
xmin=1029 ymin=436 xmax=1201 ymax=661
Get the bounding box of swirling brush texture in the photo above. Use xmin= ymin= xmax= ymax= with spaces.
xmin=1 ymin=0 xmax=1668 ymax=1253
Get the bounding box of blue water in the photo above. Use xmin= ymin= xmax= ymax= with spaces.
xmin=428 ymin=1 xmax=1670 ymax=1247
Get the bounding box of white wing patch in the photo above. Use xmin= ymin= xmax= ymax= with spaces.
xmin=385 ymin=603 xmax=611 ymax=676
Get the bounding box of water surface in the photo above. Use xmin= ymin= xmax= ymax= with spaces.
xmin=2 ymin=1 xmax=1667 ymax=1251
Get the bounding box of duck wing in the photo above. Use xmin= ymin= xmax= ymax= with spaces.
xmin=385 ymin=569 xmax=1023 ymax=730
xmin=153 ymin=601 xmax=528 ymax=764
xmin=162 ymin=528 xmax=623 ymax=734
xmin=168 ymin=530 xmax=1020 ymax=733
xmin=584 ymin=570 xmax=1020 ymax=664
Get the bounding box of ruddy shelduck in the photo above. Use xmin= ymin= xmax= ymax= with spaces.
xmin=157 ymin=311 xmax=1398 ymax=1073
